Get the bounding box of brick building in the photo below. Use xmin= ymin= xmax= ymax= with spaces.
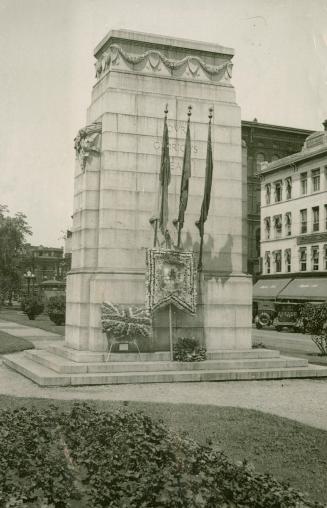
xmin=241 ymin=120 xmax=312 ymax=277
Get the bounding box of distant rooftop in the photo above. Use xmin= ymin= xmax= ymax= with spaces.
xmin=260 ymin=120 xmax=327 ymax=175
xmin=241 ymin=119 xmax=312 ymax=135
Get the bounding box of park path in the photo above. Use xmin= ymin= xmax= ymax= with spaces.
xmin=0 ymin=319 xmax=326 ymax=432
xmin=0 ymin=319 xmax=63 ymax=348
xmin=0 ymin=360 xmax=326 ymax=432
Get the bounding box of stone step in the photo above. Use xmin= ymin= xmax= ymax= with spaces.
xmin=46 ymin=345 xmax=280 ymax=363
xmin=46 ymin=345 xmax=172 ymax=363
xmin=3 ymin=352 xmax=327 ymax=387
xmin=3 ymin=353 xmax=71 ymax=386
xmin=25 ymin=349 xmax=307 ymax=374
xmin=25 ymin=350 xmax=88 ymax=374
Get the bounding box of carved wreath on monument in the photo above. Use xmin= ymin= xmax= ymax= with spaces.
xmin=146 ymin=249 xmax=197 ymax=314
xmin=74 ymin=121 xmax=102 ymax=171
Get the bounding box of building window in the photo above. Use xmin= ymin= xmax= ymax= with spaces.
xmin=324 ymin=245 xmax=327 ymax=270
xmin=285 ymin=249 xmax=291 ymax=273
xmin=265 ymin=251 xmax=271 ymax=274
xmin=312 ymin=206 xmax=319 ymax=232
xmin=271 ymin=154 xmax=279 ymax=161
xmin=285 ymin=212 xmax=292 ymax=236
xmin=285 ymin=177 xmax=292 ymax=199
xmin=311 ymin=245 xmax=319 ymax=271
xmin=274 ymin=181 xmax=282 ymax=202
xmin=273 ymin=250 xmax=282 ymax=272
xmin=265 ymin=183 xmax=271 ymax=205
xmin=300 ymin=209 xmax=307 ymax=233
xmin=300 ymin=172 xmax=307 ymax=195
xmin=264 ymin=217 xmax=271 ymax=239
xmin=273 ymin=215 xmax=282 ymax=238
xmin=299 ymin=247 xmax=307 ymax=271
xmin=312 ymin=168 xmax=320 ymax=192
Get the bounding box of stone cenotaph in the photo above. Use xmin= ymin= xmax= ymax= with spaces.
xmin=66 ymin=29 xmax=252 ymax=355
xmin=8 ymin=30 xmax=323 ymax=384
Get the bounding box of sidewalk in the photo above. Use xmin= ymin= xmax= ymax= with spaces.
xmin=0 ymin=319 xmax=326 ymax=432
xmin=0 ymin=319 xmax=63 ymax=349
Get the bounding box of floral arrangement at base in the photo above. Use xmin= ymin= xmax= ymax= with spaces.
xmin=101 ymin=302 xmax=152 ymax=341
xmin=173 ymin=337 xmax=207 ymax=362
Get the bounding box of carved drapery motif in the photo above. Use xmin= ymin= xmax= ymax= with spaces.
xmin=74 ymin=122 xmax=102 ymax=171
xmin=95 ymin=44 xmax=233 ymax=83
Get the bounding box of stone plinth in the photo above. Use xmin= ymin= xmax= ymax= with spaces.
xmin=66 ymin=29 xmax=252 ymax=353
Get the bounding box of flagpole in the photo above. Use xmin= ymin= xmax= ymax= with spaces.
xmin=176 ymin=105 xmax=192 ymax=249
xmin=150 ymin=104 xmax=170 ymax=247
xmin=153 ymin=220 xmax=158 ymax=247
xmin=196 ymin=107 xmax=213 ymax=272
xmin=169 ymin=303 xmax=173 ymax=361
xmin=198 ymin=230 xmax=204 ymax=271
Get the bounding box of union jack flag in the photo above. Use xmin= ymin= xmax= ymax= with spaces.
xmin=101 ymin=302 xmax=152 ymax=340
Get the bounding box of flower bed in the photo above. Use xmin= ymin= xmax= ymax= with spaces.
xmin=0 ymin=403 xmax=322 ymax=507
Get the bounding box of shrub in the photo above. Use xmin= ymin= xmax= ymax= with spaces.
xmin=21 ymin=296 xmax=44 ymax=320
xmin=173 ymin=337 xmax=207 ymax=362
xmin=46 ymin=295 xmax=66 ymax=326
xmin=252 ymin=341 xmax=266 ymax=349
xmin=300 ymin=303 xmax=327 ymax=355
xmin=0 ymin=403 xmax=322 ymax=508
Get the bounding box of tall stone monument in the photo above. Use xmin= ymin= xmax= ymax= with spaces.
xmin=66 ymin=29 xmax=252 ymax=353
xmin=6 ymin=29 xmax=327 ymax=386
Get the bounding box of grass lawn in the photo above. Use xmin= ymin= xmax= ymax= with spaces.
xmin=0 ymin=308 xmax=65 ymax=336
xmin=0 ymin=395 xmax=326 ymax=504
xmin=0 ymin=330 xmax=35 ymax=354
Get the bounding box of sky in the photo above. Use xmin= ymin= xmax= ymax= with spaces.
xmin=0 ymin=0 xmax=326 ymax=247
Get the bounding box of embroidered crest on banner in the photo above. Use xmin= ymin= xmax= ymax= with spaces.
xmin=146 ymin=249 xmax=197 ymax=314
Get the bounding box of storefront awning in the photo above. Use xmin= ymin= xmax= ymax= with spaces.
xmin=253 ymin=278 xmax=292 ymax=300
xmin=278 ymin=278 xmax=327 ymax=301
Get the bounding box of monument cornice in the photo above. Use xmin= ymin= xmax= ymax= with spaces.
xmin=94 ymin=43 xmax=233 ymax=84
xmin=94 ymin=29 xmax=234 ymax=58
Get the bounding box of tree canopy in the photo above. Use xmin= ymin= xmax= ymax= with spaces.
xmin=0 ymin=205 xmax=32 ymax=302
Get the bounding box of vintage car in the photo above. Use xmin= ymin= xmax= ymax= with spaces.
xmin=273 ymin=302 xmax=303 ymax=332
xmin=254 ymin=300 xmax=276 ymax=329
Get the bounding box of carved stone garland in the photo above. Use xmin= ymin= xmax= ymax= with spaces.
xmin=95 ymin=44 xmax=233 ymax=83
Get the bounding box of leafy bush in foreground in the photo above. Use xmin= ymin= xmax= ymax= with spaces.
xmin=300 ymin=303 xmax=327 ymax=355
xmin=0 ymin=403 xmax=323 ymax=507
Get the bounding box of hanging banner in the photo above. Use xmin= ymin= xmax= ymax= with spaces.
xmin=146 ymin=249 xmax=197 ymax=314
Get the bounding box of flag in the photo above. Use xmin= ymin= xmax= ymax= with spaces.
xmin=158 ymin=111 xmax=171 ymax=235
xmin=196 ymin=111 xmax=213 ymax=239
xmin=176 ymin=110 xmax=192 ymax=230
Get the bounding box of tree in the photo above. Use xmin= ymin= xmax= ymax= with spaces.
xmin=0 ymin=205 xmax=32 ymax=304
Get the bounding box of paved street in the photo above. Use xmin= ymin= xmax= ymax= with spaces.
xmin=253 ymin=325 xmax=327 ymax=366
xmin=253 ymin=326 xmax=321 ymax=356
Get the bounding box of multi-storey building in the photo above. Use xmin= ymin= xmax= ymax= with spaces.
xmin=23 ymin=244 xmax=66 ymax=283
xmin=241 ymin=120 xmax=312 ymax=277
xmin=258 ymin=122 xmax=327 ymax=299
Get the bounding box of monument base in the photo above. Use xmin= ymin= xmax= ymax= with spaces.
xmin=4 ymin=346 xmax=327 ymax=386
xmin=65 ymin=270 xmax=252 ymax=353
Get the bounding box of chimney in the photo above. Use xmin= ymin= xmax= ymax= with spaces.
xmin=323 ymin=119 xmax=327 ymax=131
